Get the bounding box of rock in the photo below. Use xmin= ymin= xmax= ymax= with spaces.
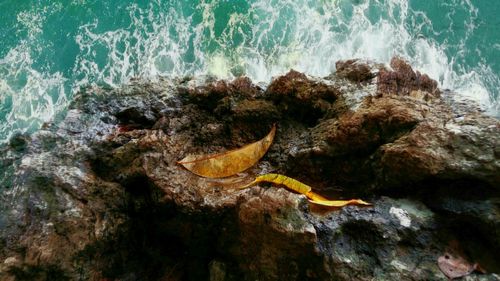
xmin=311 ymin=96 xmax=423 ymax=156
xmin=378 ymin=57 xmax=440 ymax=97
xmin=373 ymin=112 xmax=499 ymax=188
xmin=266 ymin=70 xmax=344 ymax=124
xmin=0 ymin=58 xmax=498 ymax=280
xmin=178 ymin=76 xmax=262 ymax=112
xmin=295 ymin=90 xmax=498 ymax=192
xmin=335 ymin=59 xmax=377 ymax=83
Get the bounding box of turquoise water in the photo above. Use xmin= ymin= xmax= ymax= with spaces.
xmin=1 ymin=0 xmax=499 ymax=142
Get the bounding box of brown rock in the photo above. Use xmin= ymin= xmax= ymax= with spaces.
xmin=1 ymin=64 xmax=499 ymax=281
xmin=230 ymin=99 xmax=280 ymax=122
xmin=179 ymin=76 xmax=263 ymax=111
xmin=336 ymin=59 xmax=376 ymax=83
xmin=266 ymin=70 xmax=343 ymax=124
xmin=311 ymin=96 xmax=424 ymax=156
xmin=301 ymin=92 xmax=499 ymax=192
xmin=374 ymin=112 xmax=500 ymax=187
xmin=378 ymin=57 xmax=440 ymax=97
xmin=230 ymin=76 xmax=262 ymax=98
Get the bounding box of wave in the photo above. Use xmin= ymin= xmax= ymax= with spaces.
xmin=0 ymin=0 xmax=498 ymax=143
xmin=0 ymin=44 xmax=67 ymax=142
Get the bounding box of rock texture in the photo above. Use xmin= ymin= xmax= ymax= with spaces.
xmin=378 ymin=57 xmax=440 ymax=97
xmin=0 ymin=59 xmax=499 ymax=281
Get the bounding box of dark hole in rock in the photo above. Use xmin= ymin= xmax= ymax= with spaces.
xmin=377 ymin=177 xmax=498 ymax=200
xmin=284 ymin=155 xmax=374 ymax=197
xmin=76 ymin=174 xmax=242 ymax=280
xmin=341 ymin=221 xmax=385 ymax=250
xmin=115 ymin=107 xmax=157 ymax=129
xmin=77 ymin=175 xmax=186 ymax=280
xmin=327 ymin=221 xmax=387 ymax=276
xmin=435 ymin=216 xmax=500 ymax=274
xmin=9 ymin=132 xmax=29 ymax=153
xmin=373 ymin=177 xmax=500 ymax=274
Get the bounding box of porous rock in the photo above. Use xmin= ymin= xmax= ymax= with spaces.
xmin=266 ymin=70 xmax=344 ymax=124
xmin=335 ymin=59 xmax=377 ymax=83
xmin=0 ymin=58 xmax=498 ymax=280
xmin=378 ymin=57 xmax=440 ymax=97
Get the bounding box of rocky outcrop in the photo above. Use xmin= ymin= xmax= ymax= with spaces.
xmin=0 ymin=59 xmax=498 ymax=280
xmin=378 ymin=57 xmax=440 ymax=97
xmin=335 ymin=59 xmax=378 ymax=83
xmin=265 ymin=70 xmax=344 ymax=124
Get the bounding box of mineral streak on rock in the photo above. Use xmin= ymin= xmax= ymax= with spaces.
xmin=0 ymin=58 xmax=498 ymax=280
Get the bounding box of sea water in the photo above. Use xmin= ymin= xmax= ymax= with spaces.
xmin=1 ymin=0 xmax=499 ymax=143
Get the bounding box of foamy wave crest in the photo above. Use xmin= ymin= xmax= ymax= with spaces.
xmin=72 ymin=0 xmax=499 ymax=114
xmin=0 ymin=45 xmax=67 ymax=142
xmin=73 ymin=3 xmax=201 ymax=89
xmin=1 ymin=0 xmax=498 ymax=143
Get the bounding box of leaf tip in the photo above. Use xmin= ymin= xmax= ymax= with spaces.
xmin=354 ymin=199 xmax=372 ymax=206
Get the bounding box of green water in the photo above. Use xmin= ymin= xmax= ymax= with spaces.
xmin=0 ymin=0 xmax=499 ymax=142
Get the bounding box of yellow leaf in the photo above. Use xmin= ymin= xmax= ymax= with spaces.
xmin=305 ymin=191 xmax=329 ymax=201
xmin=240 ymin=173 xmax=312 ymax=194
xmin=307 ymin=194 xmax=372 ymax=207
xmin=178 ymin=125 xmax=276 ymax=178
xmin=240 ymin=173 xmax=371 ymax=208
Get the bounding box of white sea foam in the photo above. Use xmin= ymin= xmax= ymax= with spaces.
xmin=1 ymin=0 xmax=498 ymax=143
xmin=0 ymin=45 xmax=67 ymax=142
xmin=71 ymin=0 xmax=498 ymax=112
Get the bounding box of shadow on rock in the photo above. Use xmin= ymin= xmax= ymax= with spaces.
xmin=0 ymin=58 xmax=499 ymax=281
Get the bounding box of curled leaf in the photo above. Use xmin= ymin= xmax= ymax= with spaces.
xmin=241 ymin=173 xmax=371 ymax=208
xmin=178 ymin=125 xmax=276 ymax=178
xmin=306 ymin=191 xmax=329 ymax=201
xmin=307 ymin=195 xmax=371 ymax=207
xmin=240 ymin=173 xmax=312 ymax=194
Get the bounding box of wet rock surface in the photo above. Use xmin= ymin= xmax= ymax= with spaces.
xmin=0 ymin=59 xmax=499 ymax=281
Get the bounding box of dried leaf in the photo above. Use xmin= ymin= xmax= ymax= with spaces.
xmin=239 ymin=173 xmax=312 ymax=194
xmin=307 ymin=194 xmax=371 ymax=207
xmin=438 ymin=252 xmax=476 ymax=279
xmin=240 ymin=173 xmax=371 ymax=208
xmin=178 ymin=125 xmax=276 ymax=178
xmin=306 ymin=191 xmax=329 ymax=201
xmin=299 ymin=187 xmax=371 ymax=207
